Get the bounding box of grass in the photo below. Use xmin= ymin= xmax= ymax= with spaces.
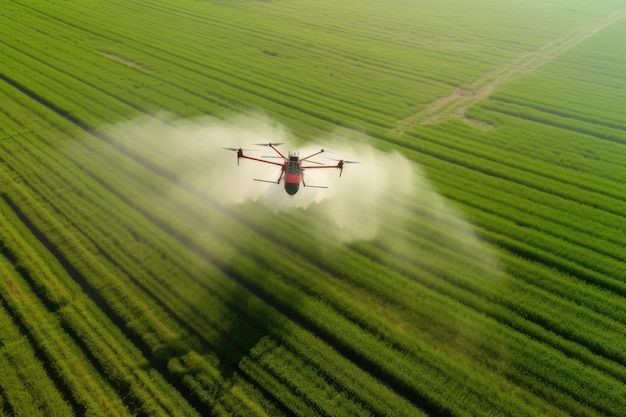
xmin=1 ymin=0 xmax=626 ymax=416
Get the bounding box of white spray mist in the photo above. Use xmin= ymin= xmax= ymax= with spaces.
xmin=104 ymin=113 xmax=497 ymax=256
xmin=104 ymin=113 xmax=507 ymax=360
xmin=105 ymin=114 xmax=408 ymax=242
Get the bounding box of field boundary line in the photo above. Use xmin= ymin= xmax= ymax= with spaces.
xmin=392 ymin=6 xmax=626 ymax=133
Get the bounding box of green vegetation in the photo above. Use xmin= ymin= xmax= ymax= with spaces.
xmin=1 ymin=0 xmax=626 ymax=416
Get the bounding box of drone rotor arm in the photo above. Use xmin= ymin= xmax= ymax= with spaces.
xmin=254 ymin=142 xmax=286 ymax=159
xmin=240 ymin=154 xmax=284 ymax=167
xmin=300 ymin=163 xmax=342 ymax=170
xmin=269 ymin=143 xmax=286 ymax=159
xmin=301 ymin=149 xmax=325 ymax=162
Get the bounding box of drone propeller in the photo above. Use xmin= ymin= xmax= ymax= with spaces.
xmin=324 ymin=157 xmax=358 ymax=177
xmin=223 ymin=147 xmax=257 ymax=151
xmin=305 ymin=160 xmax=324 ymax=165
xmin=223 ymin=147 xmax=258 ymax=166
xmin=317 ymin=148 xmax=344 ymax=156
xmin=255 ymin=142 xmax=285 ymax=147
xmin=262 ymin=155 xmax=285 ymax=159
xmin=326 ymin=157 xmax=359 ymax=164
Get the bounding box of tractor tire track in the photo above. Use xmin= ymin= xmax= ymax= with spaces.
xmin=393 ymin=6 xmax=626 ymax=133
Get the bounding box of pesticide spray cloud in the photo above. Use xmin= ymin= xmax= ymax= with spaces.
xmin=104 ymin=113 xmax=507 ymax=362
xmin=106 ymin=114 xmax=415 ymax=242
xmin=105 ymin=113 xmax=496 ymax=256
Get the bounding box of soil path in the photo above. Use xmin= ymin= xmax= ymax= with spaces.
xmin=392 ymin=7 xmax=626 ymax=133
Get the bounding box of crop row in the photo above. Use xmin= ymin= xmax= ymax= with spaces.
xmin=2 ymin=89 xmax=620 ymax=414
xmin=8 ymin=0 xmax=624 ymax=286
xmin=0 ymin=192 xmax=204 ymax=417
xmin=135 ymin=0 xmax=604 ymax=81
xmin=7 ymin=16 xmax=620 ymax=316
xmin=0 ymin=301 xmax=73 ymax=417
xmin=376 ymin=147 xmax=626 ymax=288
xmin=425 ymin=143 xmax=626 ymax=250
xmin=399 ymin=128 xmax=626 ymax=259
xmin=238 ymin=199 xmax=626 ymax=386
xmin=408 ymin=169 xmax=626 ymax=292
xmin=0 ymin=98 xmax=426 ymax=416
xmin=267 ymin=198 xmax=626 ymax=373
xmin=494 ymin=50 xmax=626 ymax=124
xmin=439 ymin=112 xmax=626 ymax=185
xmin=0 ymin=127 xmax=472 ymax=416
xmin=3 ymin=3 xmax=619 ymax=412
xmin=2 ymin=3 xmax=412 ymax=130
xmin=2 ymin=50 xmax=620 ymax=414
xmin=418 ymin=117 xmax=626 ymax=199
xmin=0 ymin=153 xmax=293 ymax=417
xmin=0 ymin=91 xmax=570 ymax=416
xmin=400 ymin=182 xmax=626 ymax=322
xmin=492 ymin=93 xmax=626 ymax=133
xmin=393 ymin=126 xmax=626 ymax=222
xmin=0 ymin=248 xmax=132 ymax=417
xmin=87 ymin=0 xmax=480 ymax=89
xmin=479 ymin=99 xmax=626 ymax=146
xmin=0 ymin=23 xmax=338 ymax=138
xmin=502 ymin=69 xmax=626 ymax=116
xmin=6 ymin=18 xmax=624 ymax=360
xmin=0 ymin=99 xmax=290 ymax=415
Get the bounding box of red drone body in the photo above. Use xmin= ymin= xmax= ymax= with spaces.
xmin=225 ymin=143 xmax=356 ymax=195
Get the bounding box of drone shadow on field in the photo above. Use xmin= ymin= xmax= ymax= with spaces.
xmin=212 ymin=282 xmax=288 ymax=378
xmin=189 ymin=256 xmax=300 ymax=407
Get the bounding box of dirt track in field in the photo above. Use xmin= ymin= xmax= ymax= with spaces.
xmin=99 ymin=51 xmax=152 ymax=72
xmin=392 ymin=6 xmax=626 ymax=133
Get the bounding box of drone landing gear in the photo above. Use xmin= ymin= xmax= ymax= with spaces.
xmin=302 ymin=175 xmax=327 ymax=189
xmin=253 ymin=170 xmax=283 ymax=184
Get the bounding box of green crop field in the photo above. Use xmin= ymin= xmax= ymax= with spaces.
xmin=1 ymin=0 xmax=626 ymax=416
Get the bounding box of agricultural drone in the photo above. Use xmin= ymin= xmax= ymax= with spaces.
xmin=224 ymin=142 xmax=356 ymax=195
